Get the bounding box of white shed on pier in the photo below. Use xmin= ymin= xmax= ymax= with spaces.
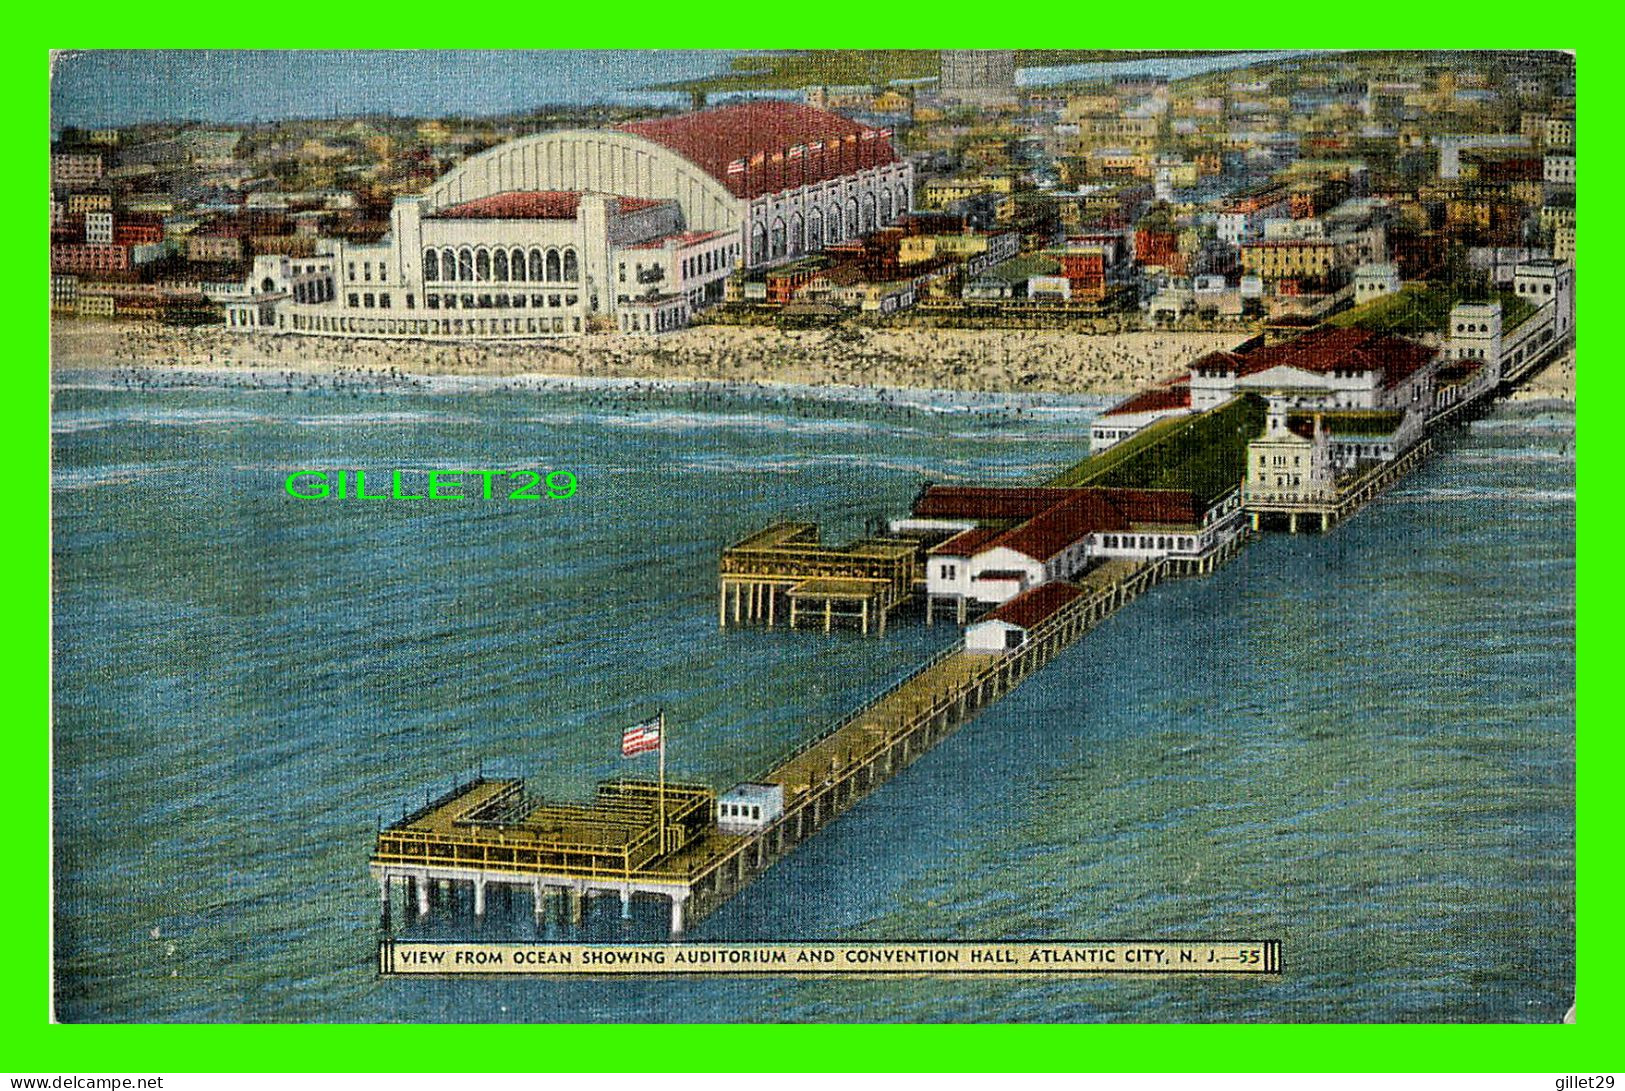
xmin=717 ymin=783 xmax=784 ymax=832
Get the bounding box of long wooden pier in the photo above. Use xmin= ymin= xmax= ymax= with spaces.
xmin=371 ymin=325 xmax=1570 ymax=938
xmin=372 ymin=554 xmax=1193 ymax=934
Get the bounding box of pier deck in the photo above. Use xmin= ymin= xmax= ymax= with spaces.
xmin=373 ymin=554 xmax=1175 ymax=933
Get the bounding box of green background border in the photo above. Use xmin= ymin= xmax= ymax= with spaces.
xmin=19 ymin=20 xmax=1609 ymax=1070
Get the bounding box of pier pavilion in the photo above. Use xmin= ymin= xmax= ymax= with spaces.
xmin=372 ymin=777 xmax=714 ymax=933
xmin=718 ymin=522 xmax=918 ymax=635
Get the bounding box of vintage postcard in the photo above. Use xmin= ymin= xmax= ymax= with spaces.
xmin=48 ymin=48 xmax=1575 ymax=1025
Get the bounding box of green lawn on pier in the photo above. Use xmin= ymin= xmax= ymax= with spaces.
xmin=1046 ymin=394 xmax=1268 ymax=508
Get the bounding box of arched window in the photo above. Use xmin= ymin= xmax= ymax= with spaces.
xmin=261 ymin=276 xmax=277 ymax=293
xmin=789 ymin=213 xmax=804 ymax=256
xmin=545 ymin=249 xmax=562 ymax=281
xmin=511 ymin=248 xmax=527 ymax=281
xmin=442 ymin=248 xmax=457 ymax=282
xmin=563 ymin=248 xmax=579 ymax=281
xmin=529 ymin=249 xmax=544 ymax=281
xmin=829 ymin=205 xmax=844 ymax=241
xmin=880 ymin=189 xmax=894 ymax=223
xmin=475 ymin=249 xmax=491 ymax=281
xmin=423 ymin=249 xmax=438 ymax=281
xmin=750 ymin=223 xmax=768 ymax=265
xmin=846 ymin=198 xmax=859 ymax=237
xmin=896 ymin=184 xmax=908 ymax=215
xmin=808 ymin=208 xmax=824 ymax=251
xmin=458 ymin=248 xmax=474 ymax=281
xmin=770 ymin=218 xmax=786 ymax=259
xmin=861 ymin=193 xmax=876 ymax=233
xmin=493 ymin=249 xmax=508 ymax=281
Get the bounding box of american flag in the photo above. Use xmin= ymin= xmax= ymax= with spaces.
xmin=861 ymin=129 xmax=877 ymax=141
xmin=727 ymin=158 xmax=747 ymax=175
xmin=621 ymin=715 xmax=662 ymax=757
xmin=878 ymin=128 xmax=893 ymax=140
xmin=788 ymin=144 xmax=805 ymax=160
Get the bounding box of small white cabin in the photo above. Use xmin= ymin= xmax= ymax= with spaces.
xmin=717 ymin=783 xmax=784 ymax=832
xmin=964 ymin=582 xmax=1085 ymax=654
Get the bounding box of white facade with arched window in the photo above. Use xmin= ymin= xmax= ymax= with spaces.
xmin=745 ymin=159 xmax=912 ymax=271
xmin=227 ymin=107 xmax=911 ymax=340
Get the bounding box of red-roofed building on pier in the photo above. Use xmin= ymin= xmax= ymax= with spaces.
xmin=1186 ymin=325 xmax=1441 ymax=413
xmin=902 ymin=483 xmax=1246 ymax=622
xmin=224 ymin=102 xmax=912 ymax=340
xmin=1089 ymin=381 xmax=1194 ymax=452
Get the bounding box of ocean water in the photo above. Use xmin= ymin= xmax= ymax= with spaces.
xmin=50 ymin=371 xmax=1574 ymax=1023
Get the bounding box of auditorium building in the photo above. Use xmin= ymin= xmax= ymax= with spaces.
xmin=224 ymin=101 xmax=914 ymax=340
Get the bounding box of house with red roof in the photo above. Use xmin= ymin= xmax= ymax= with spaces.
xmin=907 ymin=482 xmax=1244 ymax=622
xmin=1186 ymin=325 xmax=1441 ymax=413
xmin=965 ymin=583 xmax=1083 ymax=652
xmin=1089 ymin=380 xmax=1194 ymax=452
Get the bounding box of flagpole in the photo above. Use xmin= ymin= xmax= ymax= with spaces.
xmin=657 ymin=708 xmax=667 ymax=858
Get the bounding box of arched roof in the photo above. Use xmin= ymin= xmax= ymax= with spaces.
xmin=618 ymin=101 xmax=901 ymax=200
xmin=420 ymin=129 xmax=744 ymax=234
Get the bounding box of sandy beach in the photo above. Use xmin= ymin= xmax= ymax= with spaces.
xmin=50 ymin=319 xmax=1242 ymax=397
xmin=1508 ymin=344 xmax=1578 ymax=403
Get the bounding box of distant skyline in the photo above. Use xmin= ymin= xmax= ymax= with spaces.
xmin=50 ymin=51 xmax=743 ymax=130
xmin=51 ymin=49 xmax=1330 ymax=132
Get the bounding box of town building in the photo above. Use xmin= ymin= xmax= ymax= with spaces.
xmin=1554 ymin=224 xmax=1575 ymax=264
xmin=186 ymin=232 xmax=244 ymax=264
xmin=938 ymin=51 xmax=1018 ymax=105
xmin=1434 ymin=134 xmax=1531 ymax=179
xmin=50 ymin=274 xmax=78 ymax=313
xmin=963 ymin=254 xmax=1058 ymax=300
xmin=51 ymin=151 xmax=104 ymax=188
xmin=1217 ymin=185 xmax=1293 ymax=246
xmin=1543 ymin=152 xmax=1575 ymax=186
xmin=918 ymin=176 xmax=1012 ymax=211
xmin=83 ymin=211 xmax=113 ymax=245
xmin=1353 ymin=263 xmax=1402 ymax=304
xmin=50 ymin=242 xmax=130 ymax=275
xmin=66 ymin=192 xmax=113 ymax=216
xmin=1240 ymin=239 xmax=1340 ymax=282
